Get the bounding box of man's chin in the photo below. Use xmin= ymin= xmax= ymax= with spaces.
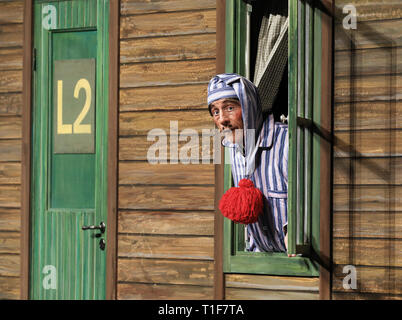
xmin=223 ymin=130 xmax=243 ymax=145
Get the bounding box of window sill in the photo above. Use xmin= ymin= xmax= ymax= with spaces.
xmin=224 ymin=252 xmax=320 ymax=277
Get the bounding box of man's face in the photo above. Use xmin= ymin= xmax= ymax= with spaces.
xmin=210 ymin=98 xmax=244 ymax=144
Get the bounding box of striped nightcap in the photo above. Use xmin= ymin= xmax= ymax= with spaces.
xmin=207 ymin=74 xmax=240 ymax=113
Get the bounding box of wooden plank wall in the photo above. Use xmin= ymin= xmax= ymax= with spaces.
xmin=333 ymin=0 xmax=402 ymax=299
xmin=117 ymin=0 xmax=217 ymax=299
xmin=0 ymin=0 xmax=24 ymax=300
xmin=225 ymin=274 xmax=319 ymax=300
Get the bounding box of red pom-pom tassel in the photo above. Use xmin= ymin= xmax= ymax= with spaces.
xmin=218 ymin=178 xmax=263 ymax=225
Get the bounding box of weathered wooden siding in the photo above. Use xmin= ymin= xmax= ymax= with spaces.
xmin=333 ymin=0 xmax=402 ymax=299
xmin=117 ymin=0 xmax=217 ymax=299
xmin=225 ymin=274 xmax=319 ymax=300
xmin=0 ymin=0 xmax=24 ymax=300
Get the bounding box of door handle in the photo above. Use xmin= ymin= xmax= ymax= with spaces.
xmin=82 ymin=221 xmax=106 ymax=234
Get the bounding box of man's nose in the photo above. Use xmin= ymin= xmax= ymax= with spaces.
xmin=217 ymin=112 xmax=230 ymax=127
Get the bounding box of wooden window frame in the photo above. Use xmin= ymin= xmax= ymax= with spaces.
xmin=218 ymin=0 xmax=333 ymax=285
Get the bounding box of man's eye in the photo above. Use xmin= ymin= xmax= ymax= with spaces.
xmin=212 ymin=110 xmax=219 ymax=116
xmin=226 ymin=105 xmax=237 ymax=112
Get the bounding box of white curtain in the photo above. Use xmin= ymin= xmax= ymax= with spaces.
xmin=253 ymin=13 xmax=289 ymax=113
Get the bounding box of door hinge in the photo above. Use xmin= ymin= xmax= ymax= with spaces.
xmin=32 ymin=48 xmax=37 ymax=71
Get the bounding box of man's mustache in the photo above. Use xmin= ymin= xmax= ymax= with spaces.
xmin=221 ymin=128 xmax=243 ymax=132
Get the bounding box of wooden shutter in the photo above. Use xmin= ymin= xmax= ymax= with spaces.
xmin=288 ymin=0 xmax=321 ymax=256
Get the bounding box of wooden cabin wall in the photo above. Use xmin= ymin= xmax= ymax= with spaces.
xmin=0 ymin=0 xmax=24 ymax=299
xmin=333 ymin=0 xmax=402 ymax=299
xmin=3 ymin=0 xmax=400 ymax=301
xmin=117 ymin=0 xmax=217 ymax=299
xmin=225 ymin=274 xmax=319 ymax=300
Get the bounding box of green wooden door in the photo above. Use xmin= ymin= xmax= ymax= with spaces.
xmin=30 ymin=0 xmax=109 ymax=299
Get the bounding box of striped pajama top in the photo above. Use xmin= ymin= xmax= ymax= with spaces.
xmin=223 ymin=113 xmax=289 ymax=252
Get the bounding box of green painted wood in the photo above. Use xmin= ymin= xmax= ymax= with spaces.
xmin=234 ymin=0 xmax=247 ymax=254
xmin=30 ymin=0 xmax=109 ymax=300
xmin=304 ymin=0 xmax=314 ymax=251
xmin=224 ymin=0 xmax=236 ymax=74
xmin=288 ymin=0 xmax=298 ymax=256
xmin=297 ymin=0 xmax=305 ymax=246
xmin=311 ymin=6 xmax=322 ymax=256
xmin=51 ymin=32 xmax=96 ymax=209
xmin=224 ymin=0 xmax=246 ymax=76
xmin=223 ymin=0 xmax=240 ymax=272
xmin=235 ymin=0 xmax=247 ymax=78
xmin=229 ymin=253 xmax=319 ymax=277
